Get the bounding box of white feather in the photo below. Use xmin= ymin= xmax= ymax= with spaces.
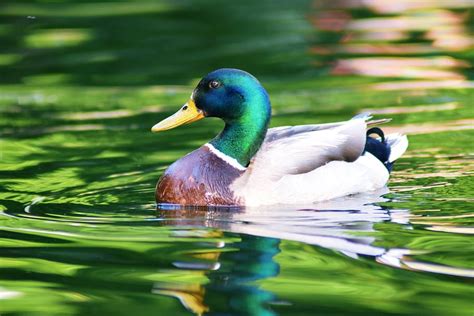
xmin=386 ymin=134 xmax=409 ymax=162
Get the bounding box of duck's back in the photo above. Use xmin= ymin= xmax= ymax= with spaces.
xmin=231 ymin=119 xmax=408 ymax=206
xmin=156 ymin=145 xmax=245 ymax=206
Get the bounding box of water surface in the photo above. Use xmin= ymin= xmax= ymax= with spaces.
xmin=0 ymin=1 xmax=473 ymax=315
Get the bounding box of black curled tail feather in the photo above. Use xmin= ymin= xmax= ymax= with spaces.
xmin=364 ymin=127 xmax=393 ymax=172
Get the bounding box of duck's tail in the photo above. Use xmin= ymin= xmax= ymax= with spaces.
xmin=364 ymin=127 xmax=408 ymax=172
xmin=352 ymin=112 xmax=408 ymax=171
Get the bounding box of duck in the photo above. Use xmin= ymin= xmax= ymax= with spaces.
xmin=151 ymin=68 xmax=408 ymax=206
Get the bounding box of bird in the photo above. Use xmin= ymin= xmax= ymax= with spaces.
xmin=151 ymin=68 xmax=408 ymax=207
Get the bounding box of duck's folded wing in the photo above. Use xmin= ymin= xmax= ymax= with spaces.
xmin=264 ymin=121 xmax=349 ymax=142
xmin=246 ymin=119 xmax=367 ymax=181
xmin=264 ymin=113 xmax=389 ymax=143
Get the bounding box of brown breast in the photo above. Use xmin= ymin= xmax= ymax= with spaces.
xmin=156 ymin=146 xmax=245 ymax=206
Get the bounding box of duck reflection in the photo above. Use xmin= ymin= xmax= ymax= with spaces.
xmin=152 ymin=224 xmax=280 ymax=315
xmin=153 ymin=189 xmax=409 ymax=315
xmin=154 ymin=186 xmax=474 ymax=314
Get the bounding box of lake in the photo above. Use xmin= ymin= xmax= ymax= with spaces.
xmin=0 ymin=0 xmax=473 ymax=315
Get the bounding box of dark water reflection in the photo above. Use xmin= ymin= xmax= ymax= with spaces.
xmin=0 ymin=0 xmax=473 ymax=315
xmin=152 ymin=188 xmax=474 ymax=314
xmin=153 ymin=234 xmax=280 ymax=315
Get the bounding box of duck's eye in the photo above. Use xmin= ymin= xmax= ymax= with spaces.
xmin=209 ymin=80 xmax=221 ymax=89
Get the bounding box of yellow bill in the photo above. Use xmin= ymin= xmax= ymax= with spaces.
xmin=151 ymin=99 xmax=204 ymax=132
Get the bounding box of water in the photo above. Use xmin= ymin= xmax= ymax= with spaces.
xmin=0 ymin=1 xmax=473 ymax=315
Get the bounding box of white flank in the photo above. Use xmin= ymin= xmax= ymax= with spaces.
xmin=205 ymin=143 xmax=247 ymax=171
xmin=233 ymin=152 xmax=390 ymax=206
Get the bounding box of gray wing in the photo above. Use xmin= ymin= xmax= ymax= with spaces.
xmin=247 ymin=119 xmax=367 ymax=181
xmin=264 ymin=121 xmax=348 ymax=143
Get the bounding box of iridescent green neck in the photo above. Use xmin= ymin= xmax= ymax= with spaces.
xmin=209 ymin=101 xmax=270 ymax=167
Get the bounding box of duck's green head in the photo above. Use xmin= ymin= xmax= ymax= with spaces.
xmin=152 ymin=68 xmax=271 ymax=167
xmin=193 ymin=68 xmax=271 ymax=122
xmin=151 ymin=68 xmax=271 ymax=130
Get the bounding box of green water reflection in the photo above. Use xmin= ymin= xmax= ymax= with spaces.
xmin=0 ymin=0 xmax=473 ymax=315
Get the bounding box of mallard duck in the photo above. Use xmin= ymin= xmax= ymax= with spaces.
xmin=152 ymin=69 xmax=408 ymax=206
